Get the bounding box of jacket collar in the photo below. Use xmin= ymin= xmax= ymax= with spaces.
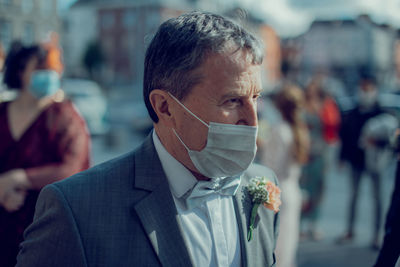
xmin=133 ymin=133 xmax=194 ymax=267
xmin=133 ymin=133 xmax=255 ymax=266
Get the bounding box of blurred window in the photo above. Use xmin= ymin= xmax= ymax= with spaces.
xmin=23 ymin=23 xmax=34 ymax=45
xmin=103 ymin=38 xmax=113 ymax=56
xmin=0 ymin=19 xmax=12 ymax=50
xmin=39 ymin=0 xmax=54 ymax=16
xmin=21 ymin=0 xmax=33 ymax=13
xmin=38 ymin=0 xmax=53 ymax=16
xmin=0 ymin=0 xmax=12 ymax=6
xmin=101 ymin=12 xmax=115 ymax=30
xmin=122 ymin=10 xmax=136 ymax=29
xmin=146 ymin=11 xmax=159 ymax=31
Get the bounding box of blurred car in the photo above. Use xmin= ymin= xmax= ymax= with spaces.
xmin=61 ymin=78 xmax=109 ymax=135
xmin=129 ymin=101 xmax=153 ymax=134
xmin=107 ymin=99 xmax=153 ymax=136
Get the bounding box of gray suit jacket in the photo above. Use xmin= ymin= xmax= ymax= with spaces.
xmin=16 ymin=134 xmax=279 ymax=267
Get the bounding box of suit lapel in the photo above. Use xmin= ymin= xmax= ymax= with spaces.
xmin=133 ymin=134 xmax=193 ymax=267
xmin=235 ymin=169 xmax=280 ymax=267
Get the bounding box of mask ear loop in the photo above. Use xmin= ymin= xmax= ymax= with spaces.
xmin=172 ymin=128 xmax=190 ymax=151
xmin=168 ymin=92 xmax=209 ymax=128
xmin=168 ymin=92 xmax=210 ymax=151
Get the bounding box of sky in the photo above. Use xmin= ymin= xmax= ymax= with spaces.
xmin=57 ymin=0 xmax=400 ymax=37
xmin=241 ymin=0 xmax=400 ymax=36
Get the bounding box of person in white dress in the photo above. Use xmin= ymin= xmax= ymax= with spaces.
xmin=258 ymin=84 xmax=310 ymax=267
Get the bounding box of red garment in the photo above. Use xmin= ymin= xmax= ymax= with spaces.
xmin=0 ymin=100 xmax=90 ymax=267
xmin=320 ymin=97 xmax=341 ymax=144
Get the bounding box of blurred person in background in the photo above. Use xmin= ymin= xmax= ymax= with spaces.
xmin=41 ymin=32 xmax=64 ymax=76
xmin=1 ymin=41 xmax=23 ymax=100
xmin=0 ymin=42 xmax=5 ymax=92
xmin=258 ymin=84 xmax=310 ymax=267
xmin=299 ymin=77 xmax=328 ymax=241
xmin=337 ymin=73 xmax=386 ymax=249
xmin=4 ymin=40 xmax=23 ymax=67
xmin=319 ymin=85 xmax=341 ymax=172
xmin=374 ymin=131 xmax=400 ymax=267
xmin=0 ymin=43 xmax=90 ymax=267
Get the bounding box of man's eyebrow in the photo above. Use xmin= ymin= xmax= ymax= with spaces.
xmin=221 ymin=92 xmax=243 ymax=98
xmin=221 ymin=89 xmax=262 ymax=98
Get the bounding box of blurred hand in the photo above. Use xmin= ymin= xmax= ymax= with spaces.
xmin=0 ymin=169 xmax=31 ymax=207
xmin=1 ymin=188 xmax=27 ymax=212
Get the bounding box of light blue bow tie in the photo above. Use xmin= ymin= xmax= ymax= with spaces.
xmin=183 ymin=176 xmax=241 ymax=210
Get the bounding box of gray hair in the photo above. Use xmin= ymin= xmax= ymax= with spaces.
xmin=143 ymin=11 xmax=264 ymax=122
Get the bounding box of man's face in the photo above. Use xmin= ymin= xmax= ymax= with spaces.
xmin=172 ymin=50 xmax=262 ymax=153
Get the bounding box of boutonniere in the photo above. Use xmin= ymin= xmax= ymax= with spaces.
xmin=246 ymin=176 xmax=281 ymax=241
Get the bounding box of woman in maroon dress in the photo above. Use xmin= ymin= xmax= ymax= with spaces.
xmin=0 ymin=44 xmax=90 ymax=266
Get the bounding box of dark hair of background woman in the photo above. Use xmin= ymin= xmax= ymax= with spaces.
xmin=3 ymin=42 xmax=46 ymax=90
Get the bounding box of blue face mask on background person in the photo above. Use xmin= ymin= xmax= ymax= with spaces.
xmin=168 ymin=92 xmax=258 ymax=179
xmin=29 ymin=70 xmax=60 ymax=99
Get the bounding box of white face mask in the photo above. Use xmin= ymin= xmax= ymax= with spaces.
xmin=169 ymin=93 xmax=258 ymax=179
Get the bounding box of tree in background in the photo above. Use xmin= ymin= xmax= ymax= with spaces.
xmin=82 ymin=40 xmax=105 ymax=82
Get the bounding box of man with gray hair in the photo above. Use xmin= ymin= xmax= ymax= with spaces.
xmin=16 ymin=11 xmax=280 ymax=267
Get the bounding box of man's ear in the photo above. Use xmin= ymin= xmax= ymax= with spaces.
xmin=149 ymin=89 xmax=174 ymax=126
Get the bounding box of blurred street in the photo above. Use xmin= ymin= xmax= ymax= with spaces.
xmin=90 ymin=127 xmax=397 ymax=267
xmin=297 ymin=160 xmax=395 ymax=267
xmin=297 ymin=154 xmax=396 ymax=267
xmin=298 ymin=241 xmax=379 ymax=267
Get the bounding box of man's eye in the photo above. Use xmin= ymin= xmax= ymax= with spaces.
xmin=228 ymin=98 xmax=241 ymax=104
xmin=252 ymin=94 xmax=261 ymax=102
xmin=223 ymin=98 xmax=241 ymax=108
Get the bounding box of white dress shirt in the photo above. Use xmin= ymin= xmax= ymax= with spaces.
xmin=152 ymin=131 xmax=241 ymax=267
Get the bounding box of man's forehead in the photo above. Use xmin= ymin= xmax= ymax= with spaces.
xmin=208 ymin=48 xmax=256 ymax=65
xmin=198 ymin=50 xmax=261 ymax=76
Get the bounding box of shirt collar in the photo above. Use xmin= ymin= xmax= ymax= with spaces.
xmin=152 ymin=130 xmax=197 ymax=198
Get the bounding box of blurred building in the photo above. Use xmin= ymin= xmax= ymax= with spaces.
xmin=0 ymin=0 xmax=60 ymax=50
xmin=381 ymin=29 xmax=400 ymax=93
xmin=259 ymin=24 xmax=281 ymax=89
xmin=63 ymin=0 xmax=281 ymax=95
xmin=283 ymin=15 xmax=397 ymax=93
xmin=62 ymin=1 xmax=97 ymax=80
xmin=64 ymin=0 xmax=191 ymax=92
